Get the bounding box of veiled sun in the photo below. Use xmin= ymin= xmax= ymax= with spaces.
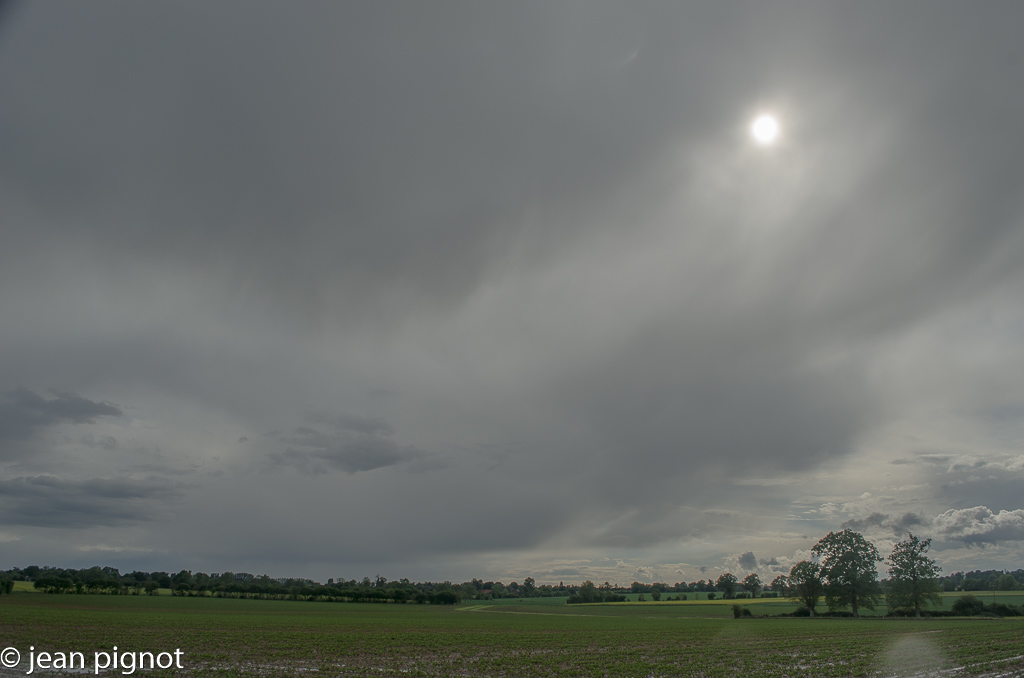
xmin=750 ymin=114 xmax=780 ymax=146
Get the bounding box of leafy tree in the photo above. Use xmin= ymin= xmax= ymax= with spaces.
xmin=650 ymin=589 xmax=661 ymax=601
xmin=577 ymin=580 xmax=599 ymax=603
xmin=566 ymin=581 xmax=626 ymax=605
xmin=787 ymin=561 xmax=823 ymax=617
xmin=996 ymin=573 xmax=1017 ymax=591
xmin=811 ymin=529 xmax=882 ymax=617
xmin=430 ymin=590 xmax=459 ymax=605
xmin=770 ymin=575 xmax=789 ymax=595
xmin=886 ymin=533 xmax=942 ymax=617
xmin=716 ymin=573 xmax=737 ymax=598
xmin=521 ymin=577 xmax=536 ymax=597
xmin=742 ymin=573 xmax=762 ymax=598
xmin=171 ymin=570 xmax=194 ymax=589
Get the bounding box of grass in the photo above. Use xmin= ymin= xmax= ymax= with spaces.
xmin=474 ymin=590 xmax=1024 ymax=618
xmin=2 ymin=591 xmax=1024 ymax=676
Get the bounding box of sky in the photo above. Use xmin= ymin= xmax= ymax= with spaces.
xmin=2 ymin=1 xmax=1024 ymax=586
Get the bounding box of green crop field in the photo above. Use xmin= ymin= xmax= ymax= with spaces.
xmin=2 ymin=593 xmax=1023 ymax=677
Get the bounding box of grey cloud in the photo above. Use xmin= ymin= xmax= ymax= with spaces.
xmin=842 ymin=511 xmax=926 ymax=537
xmin=0 ymin=386 xmax=120 ymax=427
xmin=938 ymin=477 xmax=1024 ymax=516
xmin=305 ymin=413 xmax=394 ymax=438
xmin=0 ymin=387 xmax=121 ymax=458
xmin=842 ymin=512 xmax=888 ymax=531
xmin=891 ymin=512 xmax=926 ymax=534
xmin=270 ymin=414 xmax=422 ymax=475
xmin=933 ymin=506 xmax=1024 ymax=546
xmin=950 ymin=460 xmax=987 ymax=472
xmin=79 ymin=433 xmax=119 ymax=451
xmin=918 ymin=455 xmax=953 ymax=466
xmin=0 ymin=475 xmax=184 ymax=528
xmin=738 ymin=551 xmax=758 ymax=571
xmin=127 ymin=462 xmax=200 ymax=478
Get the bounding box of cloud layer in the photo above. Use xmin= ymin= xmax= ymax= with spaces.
xmin=1 ymin=1 xmax=1024 ymax=581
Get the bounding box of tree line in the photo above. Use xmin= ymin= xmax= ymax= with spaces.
xmin=2 ymin=531 xmax=1022 ymax=613
xmin=0 ymin=567 xmax=572 ymax=605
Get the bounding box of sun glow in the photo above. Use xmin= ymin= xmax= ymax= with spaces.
xmin=750 ymin=114 xmax=780 ymax=146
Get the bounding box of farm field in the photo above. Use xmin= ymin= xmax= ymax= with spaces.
xmin=2 ymin=593 xmax=1023 ymax=677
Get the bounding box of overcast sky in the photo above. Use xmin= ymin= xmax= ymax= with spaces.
xmin=2 ymin=1 xmax=1024 ymax=585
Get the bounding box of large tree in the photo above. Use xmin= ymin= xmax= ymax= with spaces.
xmin=716 ymin=572 xmax=737 ymax=598
xmin=742 ymin=573 xmax=762 ymax=598
xmin=787 ymin=561 xmax=823 ymax=616
xmin=886 ymin=533 xmax=942 ymax=617
xmin=811 ymin=529 xmax=882 ymax=617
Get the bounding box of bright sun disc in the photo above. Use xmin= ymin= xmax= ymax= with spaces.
xmin=750 ymin=114 xmax=780 ymax=145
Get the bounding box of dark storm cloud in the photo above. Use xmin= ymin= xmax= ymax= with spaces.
xmin=0 ymin=387 xmax=121 ymax=458
xmin=0 ymin=475 xmax=183 ymax=528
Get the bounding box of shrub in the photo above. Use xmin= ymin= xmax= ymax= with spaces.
xmin=986 ymin=602 xmax=1023 ymax=617
xmin=952 ymin=595 xmax=985 ymax=616
xmin=887 ymin=609 xmax=959 ymax=618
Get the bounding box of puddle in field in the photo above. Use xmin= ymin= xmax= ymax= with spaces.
xmin=876 ymin=634 xmax=951 ymax=677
